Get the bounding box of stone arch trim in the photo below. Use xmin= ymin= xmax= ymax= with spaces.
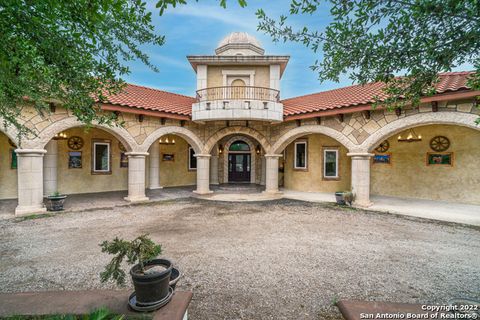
xmin=271 ymin=125 xmax=357 ymax=154
xmin=26 ymin=117 xmax=139 ymax=151
xmin=139 ymin=126 xmax=203 ymax=154
xmin=203 ymin=126 xmax=271 ymax=154
xmin=0 ymin=122 xmax=20 ymax=146
xmin=223 ymin=135 xmax=256 ymax=184
xmin=361 ymin=112 xmax=480 ymax=152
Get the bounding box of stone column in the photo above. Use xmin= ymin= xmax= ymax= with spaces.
xmin=149 ymin=142 xmax=161 ymax=189
xmin=210 ymin=155 xmax=219 ymax=185
xmin=124 ymin=152 xmax=149 ymax=202
xmin=264 ymin=154 xmax=281 ymax=194
xmin=348 ymin=152 xmax=374 ymax=207
xmin=194 ymin=154 xmax=212 ymax=194
xmin=16 ymin=149 xmax=47 ymax=215
xmin=43 ymin=140 xmax=58 ymax=196
xmin=260 ymin=156 xmax=266 ymax=186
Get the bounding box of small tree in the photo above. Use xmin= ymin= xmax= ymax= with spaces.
xmin=100 ymin=234 xmax=162 ymax=286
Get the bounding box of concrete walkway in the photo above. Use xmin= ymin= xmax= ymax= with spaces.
xmin=282 ymin=189 xmax=480 ymax=227
xmin=1 ymin=186 xmax=479 ymax=226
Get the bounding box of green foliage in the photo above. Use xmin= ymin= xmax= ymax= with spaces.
xmin=256 ymin=0 xmax=480 ymax=113
xmin=100 ymin=234 xmax=162 ymax=287
xmin=155 ymin=0 xmax=247 ymax=15
xmin=0 ymin=0 xmax=164 ymax=141
xmin=2 ymin=307 xmax=124 ymax=320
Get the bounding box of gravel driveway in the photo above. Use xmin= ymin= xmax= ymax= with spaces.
xmin=0 ymin=198 xmax=479 ymax=319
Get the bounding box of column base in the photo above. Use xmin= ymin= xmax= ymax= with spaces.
xmin=15 ymin=205 xmax=47 ymax=216
xmin=124 ymin=196 xmax=150 ymax=203
xmin=353 ymin=201 xmax=373 ymax=208
xmin=262 ymin=190 xmax=283 ymax=195
xmin=193 ymin=190 xmax=214 ymax=195
xmin=149 ymin=186 xmax=163 ymax=190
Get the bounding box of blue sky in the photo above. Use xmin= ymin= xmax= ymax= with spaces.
xmin=123 ymin=0 xmax=342 ymax=99
xmin=123 ymin=0 xmax=472 ymax=99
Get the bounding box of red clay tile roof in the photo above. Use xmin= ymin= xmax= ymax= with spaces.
xmin=282 ymin=71 xmax=474 ymax=117
xmin=102 ymin=72 xmax=474 ymax=119
xmin=103 ymin=83 xmax=195 ymax=116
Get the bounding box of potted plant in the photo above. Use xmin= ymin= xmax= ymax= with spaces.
xmin=45 ymin=191 xmax=67 ymax=211
xmin=335 ymin=191 xmax=353 ymax=206
xmin=100 ymin=234 xmax=173 ymax=309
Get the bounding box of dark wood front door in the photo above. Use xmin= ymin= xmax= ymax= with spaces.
xmin=228 ymin=153 xmax=251 ymax=182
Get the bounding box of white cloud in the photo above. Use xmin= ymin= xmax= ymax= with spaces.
xmin=165 ymin=4 xmax=256 ymax=31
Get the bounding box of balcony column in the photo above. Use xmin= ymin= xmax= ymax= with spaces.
xmin=15 ymin=149 xmax=47 ymax=215
xmin=43 ymin=140 xmax=58 ymax=196
xmin=149 ymin=142 xmax=162 ymax=189
xmin=194 ymin=154 xmax=212 ymax=194
xmin=348 ymin=152 xmax=374 ymax=207
xmin=264 ymin=154 xmax=282 ymax=194
xmin=124 ymin=152 xmax=149 ymax=202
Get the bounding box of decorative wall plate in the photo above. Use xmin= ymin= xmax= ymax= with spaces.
xmin=67 ymin=136 xmax=84 ymax=150
xmin=430 ymin=136 xmax=450 ymax=152
xmin=375 ymin=140 xmax=390 ymax=153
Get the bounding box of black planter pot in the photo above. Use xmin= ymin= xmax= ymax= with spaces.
xmin=130 ymin=259 xmax=172 ymax=306
xmin=45 ymin=195 xmax=67 ymax=211
xmin=169 ymin=267 xmax=181 ymax=290
xmin=335 ymin=192 xmax=346 ymax=205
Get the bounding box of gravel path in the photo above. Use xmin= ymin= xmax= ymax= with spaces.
xmin=0 ymin=198 xmax=479 ymax=319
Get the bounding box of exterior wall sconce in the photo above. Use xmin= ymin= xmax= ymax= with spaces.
xmin=255 ymin=145 xmax=261 ymax=155
xmin=53 ymin=132 xmax=68 ymax=140
xmin=244 ymin=101 xmax=250 ymax=109
xmin=206 ymin=102 xmax=211 ymax=110
xmin=159 ymin=136 xmax=176 ymax=145
xmin=263 ymin=101 xmax=268 ymax=109
xmin=397 ymin=128 xmax=422 ymax=142
xmin=137 ymin=114 xmax=144 ymax=122
xmin=218 ymin=144 xmax=224 ymax=154
xmin=223 ymin=101 xmax=229 ymax=109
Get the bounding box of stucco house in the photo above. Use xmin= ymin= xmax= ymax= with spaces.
xmin=1 ymin=32 xmax=479 ymax=215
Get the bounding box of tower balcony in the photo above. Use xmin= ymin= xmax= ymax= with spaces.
xmin=192 ymin=86 xmax=283 ymax=122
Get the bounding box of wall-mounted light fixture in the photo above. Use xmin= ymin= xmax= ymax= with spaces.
xmin=53 ymin=132 xmax=68 ymax=140
xmin=159 ymin=135 xmax=176 ymax=145
xmin=218 ymin=144 xmax=224 ymax=154
xmin=255 ymin=145 xmax=261 ymax=155
xmin=397 ymin=128 xmax=422 ymax=142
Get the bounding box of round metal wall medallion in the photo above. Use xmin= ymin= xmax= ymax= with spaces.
xmin=430 ymin=136 xmax=450 ymax=152
xmin=375 ymin=140 xmax=390 ymax=153
xmin=67 ymin=136 xmax=84 ymax=150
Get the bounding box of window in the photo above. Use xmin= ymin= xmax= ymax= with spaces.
xmin=294 ymin=141 xmax=307 ymax=169
xmin=188 ymin=146 xmax=197 ymax=170
xmin=324 ymin=149 xmax=339 ymax=179
xmin=229 ymin=141 xmax=250 ymax=152
xmin=92 ymin=140 xmax=111 ymax=174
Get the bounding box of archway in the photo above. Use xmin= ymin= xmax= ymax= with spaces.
xmin=271 ymin=125 xmax=357 ymax=154
xmin=203 ymin=126 xmax=271 ymax=154
xmin=31 ymin=117 xmax=138 ymax=152
xmin=360 ymin=112 xmax=480 ymax=152
xmin=140 ymin=126 xmax=203 ymax=154
xmin=370 ymin=123 xmax=480 ymax=204
xmin=0 ymin=130 xmax=18 ymax=200
xmin=224 ymin=136 xmax=256 ymax=183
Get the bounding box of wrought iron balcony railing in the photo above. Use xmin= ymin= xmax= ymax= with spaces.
xmin=196 ymin=86 xmax=280 ymax=103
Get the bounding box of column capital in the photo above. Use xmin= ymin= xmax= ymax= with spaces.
xmin=347 ymin=152 xmax=374 ymax=159
xmin=194 ymin=154 xmax=211 ymax=158
xmin=264 ymin=153 xmax=283 ymax=158
xmin=15 ymin=148 xmax=47 ymax=155
xmin=125 ymin=152 xmax=149 ymax=157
